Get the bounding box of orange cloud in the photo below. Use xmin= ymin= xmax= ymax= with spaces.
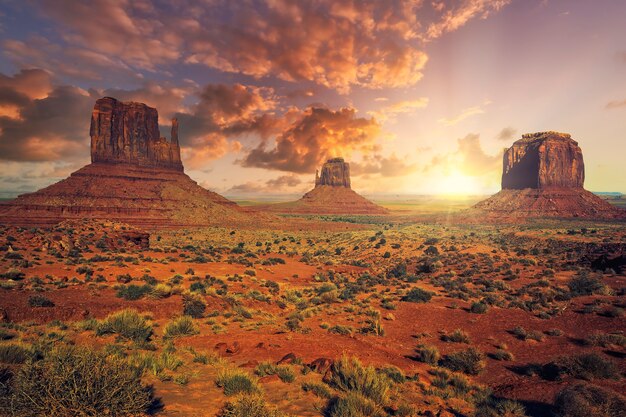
xmin=241 ymin=107 xmax=381 ymax=173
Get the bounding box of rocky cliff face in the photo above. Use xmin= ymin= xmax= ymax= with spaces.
xmin=502 ymin=132 xmax=584 ymax=189
xmin=90 ymin=97 xmax=182 ymax=171
xmin=315 ymin=158 xmax=351 ymax=188
xmin=469 ymin=131 xmax=625 ymax=220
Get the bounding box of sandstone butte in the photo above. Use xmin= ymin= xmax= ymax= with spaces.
xmin=260 ymin=158 xmax=389 ymax=215
xmin=0 ymin=97 xmax=264 ymax=228
xmin=472 ymin=131 xmax=626 ymax=220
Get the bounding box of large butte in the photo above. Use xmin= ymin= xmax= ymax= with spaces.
xmin=0 ymin=97 xmax=263 ymax=228
xmin=472 ymin=131 xmax=625 ymax=219
xmin=260 ymin=158 xmax=388 ymax=215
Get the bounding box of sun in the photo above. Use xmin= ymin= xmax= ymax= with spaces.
xmin=433 ymin=170 xmax=483 ymax=196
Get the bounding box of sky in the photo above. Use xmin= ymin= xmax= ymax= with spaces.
xmin=0 ymin=0 xmax=624 ymax=198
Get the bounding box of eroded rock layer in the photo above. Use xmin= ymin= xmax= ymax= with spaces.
xmin=502 ymin=132 xmax=584 ymax=189
xmin=315 ymin=158 xmax=351 ymax=188
xmin=90 ymin=97 xmax=182 ymax=171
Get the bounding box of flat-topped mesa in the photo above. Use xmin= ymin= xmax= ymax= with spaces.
xmin=90 ymin=97 xmax=183 ymax=171
xmin=315 ymin=157 xmax=351 ymax=188
xmin=502 ymin=131 xmax=584 ymax=190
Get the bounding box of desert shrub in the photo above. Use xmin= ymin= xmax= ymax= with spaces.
xmin=379 ymin=366 xmax=405 ymax=383
xmin=96 ymin=309 xmax=152 ymax=343
xmin=0 ymin=344 xmax=32 ymax=364
xmin=568 ymin=272 xmax=609 ymax=296
xmin=470 ymin=302 xmax=488 ymax=314
xmin=128 ymin=351 xmax=183 ymax=376
xmin=490 ymin=349 xmax=514 ymax=361
xmin=329 ymin=355 xmax=391 ymax=404
xmin=4 ymin=346 xmax=150 ymax=416
xmin=511 ymin=326 xmax=544 ymax=342
xmin=415 ymin=344 xmax=440 ymax=365
xmin=116 ymin=284 xmax=152 ymax=300
xmin=183 ymin=294 xmax=206 ymax=318
xmin=301 ymin=382 xmax=332 ymax=399
xmin=150 ymin=283 xmax=172 ymax=299
xmin=27 ymin=295 xmax=54 ymax=307
xmin=254 ymin=362 xmax=295 ymax=383
xmin=328 ymin=325 xmax=353 ymax=336
xmin=555 ymin=382 xmax=625 ymax=417
xmin=216 ymin=369 xmax=260 ymax=396
xmin=401 ymin=288 xmax=433 ymax=303
xmin=163 ymin=316 xmax=198 ymax=339
xmin=325 ymin=392 xmax=385 ymax=417
xmin=441 ymin=329 xmax=470 ymax=343
xmin=475 ymin=397 xmax=528 ymax=417
xmin=441 ymin=348 xmax=485 ymax=375
xmin=545 ymin=353 xmax=619 ymax=381
xmin=584 ymin=332 xmax=626 ymax=348
xmin=221 ymin=394 xmax=285 ymax=417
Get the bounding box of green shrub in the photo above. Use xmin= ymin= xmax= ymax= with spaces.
xmin=415 ymin=344 xmax=440 ymax=365
xmin=329 ymin=355 xmax=391 ymax=404
xmin=547 ymin=353 xmax=619 ymax=380
xmin=401 ymin=288 xmax=433 ymax=303
xmin=475 ymin=397 xmax=528 ymax=417
xmin=470 ymin=302 xmax=488 ymax=314
xmin=163 ymin=316 xmax=199 ymax=339
xmin=4 ymin=346 xmax=150 ymax=416
xmin=441 ymin=348 xmax=485 ymax=375
xmin=216 ymin=369 xmax=260 ymax=396
xmin=441 ymin=329 xmax=470 ymax=343
xmin=96 ymin=309 xmax=152 ymax=343
xmin=27 ymin=295 xmax=54 ymax=307
xmin=584 ymin=332 xmax=626 ymax=348
xmin=116 ymin=284 xmax=152 ymax=300
xmin=0 ymin=344 xmax=32 ymax=364
xmin=555 ymin=382 xmax=625 ymax=417
xmin=255 ymin=362 xmax=296 ymax=383
xmin=221 ymin=394 xmax=285 ymax=417
xmin=568 ymin=273 xmax=609 ymax=296
xmin=325 ymin=392 xmax=385 ymax=417
xmin=301 ymin=382 xmax=332 ymax=399
xmin=183 ymin=294 xmax=206 ymax=318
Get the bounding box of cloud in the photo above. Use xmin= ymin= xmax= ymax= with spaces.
xmin=368 ymin=98 xmax=429 ymax=121
xmin=0 ymin=80 xmax=94 ymax=162
xmin=496 ymin=126 xmax=517 ymax=141
xmin=438 ymin=105 xmax=485 ymax=126
xmin=0 ymin=68 xmax=52 ymax=99
xmin=227 ymin=174 xmax=304 ymax=195
xmin=426 ymin=0 xmax=512 ymax=39
xmin=3 ymin=0 xmax=509 ymax=93
xmin=606 ymin=99 xmax=626 ymax=109
xmin=351 ymin=154 xmax=418 ymax=177
xmin=241 ymin=107 xmax=381 ymax=173
xmin=427 ymin=133 xmax=501 ymax=177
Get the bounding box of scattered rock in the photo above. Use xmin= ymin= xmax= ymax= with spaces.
xmin=277 ymin=352 xmax=298 ymax=365
xmin=0 ymin=308 xmax=9 ymax=323
xmin=226 ymin=341 xmax=241 ymax=355
xmin=309 ymin=357 xmax=333 ymax=374
xmin=239 ymin=360 xmax=259 ymax=368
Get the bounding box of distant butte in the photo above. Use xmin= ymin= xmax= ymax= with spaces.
xmin=472 ymin=132 xmax=625 ymax=220
xmin=261 ymin=158 xmax=389 ymax=215
xmin=0 ymin=97 xmax=262 ymax=228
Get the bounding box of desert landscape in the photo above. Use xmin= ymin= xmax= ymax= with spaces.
xmin=0 ymin=1 xmax=625 ymax=417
